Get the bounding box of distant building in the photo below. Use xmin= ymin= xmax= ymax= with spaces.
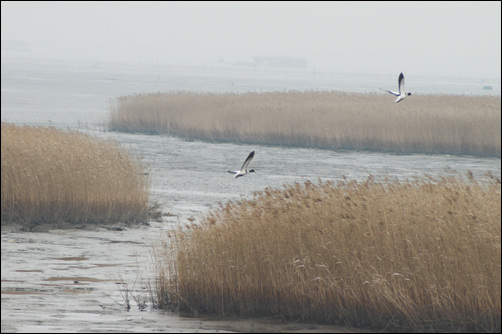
xmin=253 ymin=56 xmax=308 ymax=69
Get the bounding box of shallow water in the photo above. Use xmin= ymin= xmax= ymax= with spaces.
xmin=1 ymin=58 xmax=500 ymax=333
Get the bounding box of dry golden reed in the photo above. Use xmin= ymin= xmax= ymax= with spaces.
xmin=109 ymin=91 xmax=501 ymax=157
xmin=156 ymin=174 xmax=501 ymax=332
xmin=1 ymin=123 xmax=149 ymax=227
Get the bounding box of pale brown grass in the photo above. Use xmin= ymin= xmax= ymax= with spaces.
xmin=155 ymin=174 xmax=501 ymax=332
xmin=109 ymin=91 xmax=501 ymax=157
xmin=1 ymin=123 xmax=150 ymax=227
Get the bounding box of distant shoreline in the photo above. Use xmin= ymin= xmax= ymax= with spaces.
xmin=1 ymin=55 xmax=500 ymax=96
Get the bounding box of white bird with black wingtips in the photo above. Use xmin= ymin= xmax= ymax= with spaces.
xmin=380 ymin=72 xmax=411 ymax=103
xmin=227 ymin=151 xmax=255 ymax=178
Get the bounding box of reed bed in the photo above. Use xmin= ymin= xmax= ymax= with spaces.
xmin=1 ymin=123 xmax=150 ymax=228
xmin=109 ymin=91 xmax=501 ymax=157
xmin=155 ymin=174 xmax=501 ymax=332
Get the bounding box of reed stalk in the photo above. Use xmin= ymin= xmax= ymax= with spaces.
xmin=1 ymin=123 xmax=150 ymax=227
xmin=156 ymin=174 xmax=501 ymax=332
xmin=109 ymin=91 xmax=501 ymax=157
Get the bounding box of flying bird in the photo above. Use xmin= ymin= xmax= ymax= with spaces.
xmin=227 ymin=151 xmax=255 ymax=178
xmin=380 ymin=72 xmax=411 ymax=103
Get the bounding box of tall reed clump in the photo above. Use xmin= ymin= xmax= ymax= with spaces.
xmin=156 ymin=173 xmax=501 ymax=332
xmin=109 ymin=91 xmax=501 ymax=157
xmin=1 ymin=123 xmax=149 ymax=227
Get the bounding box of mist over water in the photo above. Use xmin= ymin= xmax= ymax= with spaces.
xmin=2 ymin=57 xmax=501 ymax=215
xmin=1 ymin=57 xmax=500 ymax=333
xmin=2 ymin=57 xmax=500 ymax=128
xmin=2 ymin=57 xmax=500 ymax=216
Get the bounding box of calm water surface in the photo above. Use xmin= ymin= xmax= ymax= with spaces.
xmin=1 ymin=58 xmax=500 ymax=333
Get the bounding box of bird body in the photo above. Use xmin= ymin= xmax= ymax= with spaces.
xmin=227 ymin=151 xmax=255 ymax=178
xmin=380 ymin=72 xmax=411 ymax=103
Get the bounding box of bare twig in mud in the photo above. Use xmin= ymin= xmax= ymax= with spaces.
xmin=144 ymin=272 xmax=159 ymax=310
xmin=117 ymin=281 xmax=148 ymax=312
xmin=117 ymin=281 xmax=132 ymax=311
xmin=115 ymin=253 xmax=154 ymax=312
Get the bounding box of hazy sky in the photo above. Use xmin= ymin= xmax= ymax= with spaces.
xmin=2 ymin=1 xmax=501 ymax=79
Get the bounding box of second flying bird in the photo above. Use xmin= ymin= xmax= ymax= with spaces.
xmin=228 ymin=151 xmax=256 ymax=178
